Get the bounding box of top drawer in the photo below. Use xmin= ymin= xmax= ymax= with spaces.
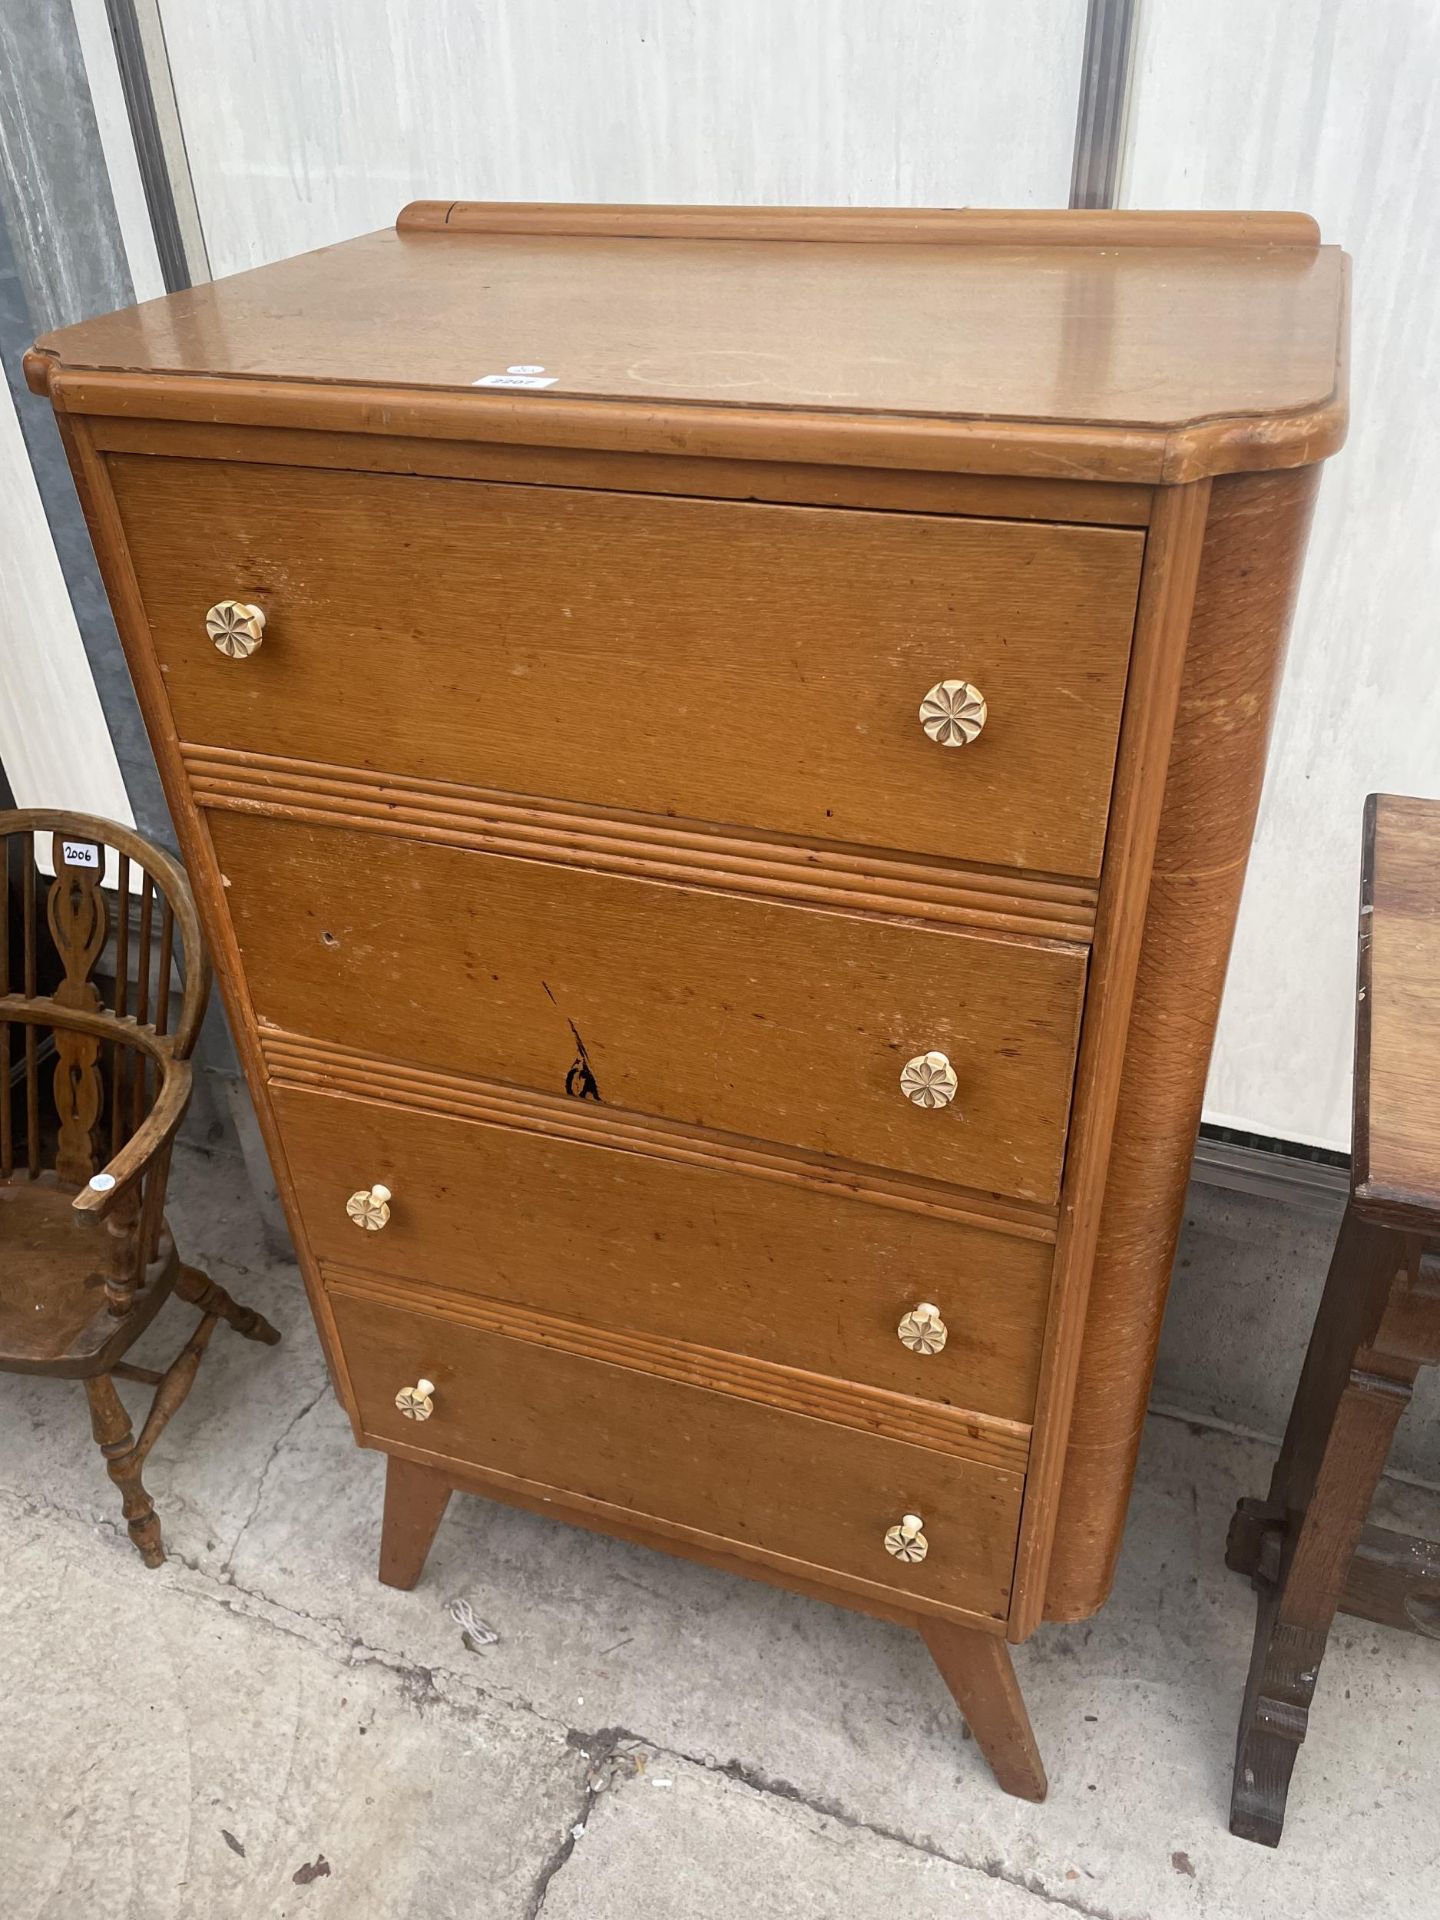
xmin=110 ymin=456 xmax=1142 ymax=878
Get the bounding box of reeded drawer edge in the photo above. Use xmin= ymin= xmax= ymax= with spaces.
xmin=324 ymin=1263 xmax=1033 ymax=1474
xmin=334 ymin=1287 xmax=1022 ymax=1623
xmin=119 ymin=457 xmax=1140 ymax=877
xmin=185 ymin=741 xmax=1101 ymax=940
xmin=264 ymin=1027 xmax=1060 ymax=1242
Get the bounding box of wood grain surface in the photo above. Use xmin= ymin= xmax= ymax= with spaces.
xmin=920 ymin=1614 xmax=1047 ymax=1802
xmin=32 ymin=220 xmax=1344 ymax=439
xmin=209 ymin=808 xmax=1087 ymax=1204
xmin=110 ymin=456 xmax=1142 ymax=878
xmin=375 ymin=1448 xmax=993 ymax=1633
xmin=1043 ymin=467 xmax=1323 ymax=1621
xmin=328 ymin=1263 xmax=1030 ymax=1471
xmin=1008 ymin=480 xmax=1212 ymax=1635
xmin=332 ymin=1285 xmax=1023 ymax=1621
xmin=185 ymin=744 xmax=1099 ymax=944
xmin=87 ymin=416 xmax=1155 ymax=526
xmin=272 ymin=1078 xmax=1053 ymax=1424
xmin=1353 ymin=793 xmax=1440 ymax=1223
xmin=398 ymin=202 xmax=1323 ymax=248
xmin=36 ymin=358 xmax=1347 ymax=486
xmin=260 ymin=1029 xmax=1057 ymax=1241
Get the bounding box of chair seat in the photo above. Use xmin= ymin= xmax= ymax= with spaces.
xmin=0 ymin=1173 xmax=176 ymax=1377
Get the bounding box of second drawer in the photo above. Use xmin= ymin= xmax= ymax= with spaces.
xmin=274 ymin=1080 xmax=1053 ymax=1424
xmin=215 ymin=811 xmax=1087 ymax=1204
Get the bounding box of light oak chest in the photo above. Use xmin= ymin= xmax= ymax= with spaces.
xmin=30 ymin=202 xmax=1348 ymax=1797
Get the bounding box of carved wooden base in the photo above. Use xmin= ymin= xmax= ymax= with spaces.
xmin=1229 ymin=1500 xmax=1440 ymax=1641
xmin=1228 ymin=1209 xmax=1428 ymax=1845
xmin=377 ymin=1454 xmax=1047 ymax=1800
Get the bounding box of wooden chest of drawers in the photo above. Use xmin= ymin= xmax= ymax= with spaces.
xmin=29 ymin=202 xmax=1348 ymax=1800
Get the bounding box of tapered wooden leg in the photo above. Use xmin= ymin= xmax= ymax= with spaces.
xmin=919 ymin=1619 xmax=1047 ymax=1801
xmin=1229 ymin=1209 xmax=1416 ymax=1846
xmin=176 ymin=1262 xmax=282 ymax=1345
xmin=84 ymin=1374 xmax=164 ymax=1568
xmin=379 ymin=1455 xmax=454 ymax=1590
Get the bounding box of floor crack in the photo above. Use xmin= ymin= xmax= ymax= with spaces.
xmin=8 ymin=1480 xmax=1135 ymax=1917
xmin=524 ymin=1727 xmax=635 ymax=1917
xmin=674 ymin=1748 xmax=1138 ymax=1920
xmin=552 ymin=1720 xmax=1138 ymax=1920
xmin=220 ymin=1381 xmax=329 ymax=1573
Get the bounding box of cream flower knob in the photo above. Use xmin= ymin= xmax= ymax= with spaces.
xmin=395 ymin=1379 xmax=435 ymax=1421
xmin=884 ymin=1514 xmax=929 ymax=1563
xmin=346 ymin=1183 xmax=392 ymax=1230
xmin=900 ymin=1051 xmax=958 ymax=1110
xmin=206 ymin=599 xmax=267 ymax=658
xmin=898 ymin=1303 xmax=948 ymax=1355
xmin=919 ymin=679 xmax=987 ymax=746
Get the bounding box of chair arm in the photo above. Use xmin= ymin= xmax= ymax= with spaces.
xmin=70 ymin=1055 xmax=194 ymax=1219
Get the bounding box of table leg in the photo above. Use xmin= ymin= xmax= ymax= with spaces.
xmin=1230 ymin=1209 xmax=1416 ymax=1845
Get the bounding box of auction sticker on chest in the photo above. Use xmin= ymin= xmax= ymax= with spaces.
xmin=474 ymin=364 xmax=557 ymax=388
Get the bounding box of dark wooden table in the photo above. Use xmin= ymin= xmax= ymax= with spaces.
xmin=1228 ymin=792 xmax=1440 ymax=1845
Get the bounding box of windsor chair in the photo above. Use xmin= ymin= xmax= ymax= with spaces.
xmin=0 ymin=810 xmax=279 ymax=1565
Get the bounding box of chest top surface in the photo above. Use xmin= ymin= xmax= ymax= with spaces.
xmin=29 ymin=204 xmax=1347 ymax=484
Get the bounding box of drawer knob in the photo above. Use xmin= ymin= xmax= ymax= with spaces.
xmin=900 ymin=1051 xmax=957 ymax=1109
xmin=206 ymin=599 xmax=267 ymax=658
xmin=898 ymin=1302 xmax=948 ymax=1355
xmin=919 ymin=679 xmax=987 ymax=747
xmin=346 ymin=1183 xmax=393 ymax=1230
xmin=884 ymin=1513 xmax=929 ymax=1564
xmin=395 ymin=1378 xmax=435 ymax=1421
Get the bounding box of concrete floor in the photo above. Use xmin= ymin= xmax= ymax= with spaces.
xmin=3 ymin=1149 xmax=1437 ymax=1919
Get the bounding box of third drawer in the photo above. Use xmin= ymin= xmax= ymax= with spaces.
xmin=273 ymin=1080 xmax=1053 ymax=1425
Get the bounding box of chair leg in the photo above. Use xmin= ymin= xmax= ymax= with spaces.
xmin=919 ymin=1619 xmax=1048 ymax=1802
xmin=85 ymin=1374 xmax=164 ymax=1568
xmin=175 ymin=1262 xmax=281 ymax=1345
xmin=379 ymin=1455 xmax=454 ymax=1590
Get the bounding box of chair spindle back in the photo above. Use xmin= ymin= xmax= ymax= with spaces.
xmin=1 ymin=812 xmax=210 ymax=1309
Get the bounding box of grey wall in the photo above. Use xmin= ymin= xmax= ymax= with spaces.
xmin=0 ymin=0 xmax=260 ymax=1175
xmin=0 ymin=0 xmax=169 ymax=844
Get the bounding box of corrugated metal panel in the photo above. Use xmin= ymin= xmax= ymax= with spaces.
xmin=156 ymin=0 xmax=1088 ymax=274
xmin=0 ymin=378 xmax=133 ymax=827
xmin=1126 ymin=0 xmax=1440 ymax=1149
xmin=0 ymin=0 xmax=137 ymax=828
xmin=70 ymin=0 xmax=168 ymax=301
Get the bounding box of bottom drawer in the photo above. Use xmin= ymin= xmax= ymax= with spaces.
xmin=332 ymin=1287 xmax=1023 ymax=1622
